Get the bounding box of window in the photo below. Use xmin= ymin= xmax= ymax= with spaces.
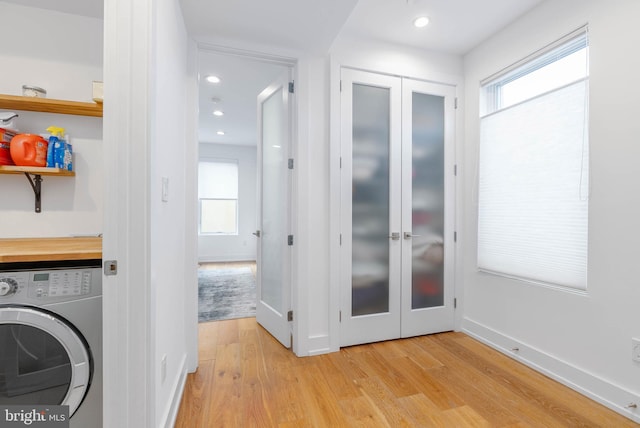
xmin=477 ymin=28 xmax=589 ymax=291
xmin=198 ymin=160 xmax=239 ymax=235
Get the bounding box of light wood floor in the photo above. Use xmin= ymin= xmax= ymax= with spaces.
xmin=199 ymin=261 xmax=257 ymax=277
xmin=175 ymin=318 xmax=637 ymax=427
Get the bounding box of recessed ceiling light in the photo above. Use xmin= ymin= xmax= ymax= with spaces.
xmin=213 ymin=110 xmax=224 ymax=116
xmin=216 ymin=131 xmax=225 ymax=136
xmin=413 ymin=16 xmax=430 ymax=28
xmin=206 ymin=75 xmax=221 ymax=83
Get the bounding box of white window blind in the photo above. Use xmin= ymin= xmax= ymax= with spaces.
xmin=198 ymin=161 xmax=238 ymax=199
xmin=478 ymin=30 xmax=589 ymax=290
xmin=198 ymin=161 xmax=238 ymax=234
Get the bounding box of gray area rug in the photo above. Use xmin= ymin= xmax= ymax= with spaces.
xmin=198 ymin=267 xmax=257 ymax=322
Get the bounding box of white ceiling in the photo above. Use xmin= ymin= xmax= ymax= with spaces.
xmin=198 ymin=52 xmax=289 ymax=145
xmin=185 ymin=0 xmax=545 ymax=147
xmin=341 ymin=0 xmax=544 ymax=55
xmin=8 ymin=0 xmax=546 ymax=147
xmin=1 ymin=0 xmax=103 ymax=18
xmin=180 ymin=0 xmax=359 ymax=54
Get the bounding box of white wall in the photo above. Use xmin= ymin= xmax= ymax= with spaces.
xmin=462 ymin=0 xmax=640 ymax=422
xmin=0 ymin=3 xmax=103 ymax=237
xmin=197 ymin=143 xmax=257 ymax=262
xmin=149 ymin=0 xmax=192 ymax=426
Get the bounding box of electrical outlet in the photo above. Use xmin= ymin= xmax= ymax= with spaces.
xmin=633 ymin=338 xmax=640 ymax=363
xmin=161 ymin=355 xmax=167 ymax=383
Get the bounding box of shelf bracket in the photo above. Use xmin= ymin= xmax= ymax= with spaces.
xmin=23 ymin=173 xmax=43 ymax=213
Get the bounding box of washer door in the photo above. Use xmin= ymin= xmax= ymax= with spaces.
xmin=0 ymin=306 xmax=92 ymax=416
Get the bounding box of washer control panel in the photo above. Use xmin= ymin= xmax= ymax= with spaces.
xmin=0 ymin=268 xmax=98 ymax=302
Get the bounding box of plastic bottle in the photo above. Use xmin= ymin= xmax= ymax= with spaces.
xmin=46 ymin=126 xmax=65 ymax=168
xmin=9 ymin=134 xmax=48 ymax=166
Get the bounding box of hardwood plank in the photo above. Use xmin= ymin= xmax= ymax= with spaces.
xmin=453 ymin=335 xmax=639 ymax=427
xmin=293 ymin=363 xmax=348 ymax=427
xmin=349 ymin=349 xmax=419 ymax=398
xmin=338 ymin=395 xmax=391 ymax=427
xmin=425 ymin=365 xmax=522 ymax=426
xmin=427 ymin=333 xmax=622 ymax=427
xmin=217 ymin=318 xmax=240 ymax=346
xmin=430 ymin=405 xmax=492 ymax=427
xmin=174 ymin=360 xmax=215 ymax=428
xmin=383 ymin=354 xmax=465 ymax=410
xmin=354 ymin=376 xmax=418 ymax=427
xmin=197 ymin=321 xmax=219 ymax=362
xmin=396 ymin=393 xmax=442 ymax=426
xmin=418 ymin=335 xmax=574 ymax=427
xmin=317 ymin=354 xmax=363 ymax=400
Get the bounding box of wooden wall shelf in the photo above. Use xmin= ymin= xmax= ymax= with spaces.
xmin=0 ymin=94 xmax=102 ymax=117
xmin=0 ymin=166 xmax=75 ymax=177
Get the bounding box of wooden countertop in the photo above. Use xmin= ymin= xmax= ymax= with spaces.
xmin=0 ymin=237 xmax=102 ymax=263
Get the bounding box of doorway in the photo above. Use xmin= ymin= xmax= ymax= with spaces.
xmin=339 ymin=68 xmax=456 ymax=347
xmin=196 ymin=48 xmax=295 ymax=346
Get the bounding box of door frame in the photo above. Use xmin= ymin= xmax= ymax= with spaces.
xmin=329 ymin=63 xmax=463 ymax=351
xmin=196 ymin=43 xmax=299 ymax=349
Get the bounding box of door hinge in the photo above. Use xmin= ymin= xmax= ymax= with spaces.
xmin=288 ymin=81 xmax=295 ymax=93
xmin=339 ymin=310 xmax=342 ymax=322
xmin=454 ymin=298 xmax=457 ymax=309
xmin=104 ymin=260 xmax=118 ymax=276
xmin=454 ymin=231 xmax=457 ymax=242
xmin=288 ymin=235 xmax=294 ymax=246
xmin=454 ymin=97 xmax=458 ymax=109
xmin=339 ymin=234 xmax=342 ymax=245
xmin=288 ymin=158 xmax=294 ymax=169
xmin=339 ymin=157 xmax=342 ymax=169
xmin=287 ymin=310 xmax=293 ymax=321
xmin=340 ymin=80 xmax=342 ymax=92
xmin=454 ymin=164 xmax=457 ymax=176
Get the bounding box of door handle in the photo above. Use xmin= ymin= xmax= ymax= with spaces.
xmin=388 ymin=232 xmax=400 ymax=240
xmin=252 ymin=230 xmax=261 ymax=237
xmin=404 ymin=232 xmax=422 ymax=239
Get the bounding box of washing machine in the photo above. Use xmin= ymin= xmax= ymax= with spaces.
xmin=0 ymin=259 xmax=102 ymax=428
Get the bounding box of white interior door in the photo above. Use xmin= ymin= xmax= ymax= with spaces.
xmin=340 ymin=69 xmax=402 ymax=347
xmin=256 ymin=72 xmax=292 ymax=348
xmin=340 ymin=69 xmax=455 ymax=347
xmin=400 ymin=78 xmax=456 ymax=338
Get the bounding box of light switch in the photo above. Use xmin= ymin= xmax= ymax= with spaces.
xmin=161 ymin=177 xmax=169 ymax=202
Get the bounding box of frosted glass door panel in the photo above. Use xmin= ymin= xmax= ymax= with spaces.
xmin=351 ymin=84 xmax=391 ymax=316
xmin=410 ymin=93 xmax=445 ymax=309
xmin=261 ymin=87 xmax=285 ymax=313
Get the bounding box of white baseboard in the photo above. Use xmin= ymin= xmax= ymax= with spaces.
xmin=198 ymin=255 xmax=256 ymax=263
xmin=161 ymin=353 xmax=188 ymax=428
xmin=462 ymin=318 xmax=640 ymax=424
xmin=306 ymin=334 xmax=332 ymax=356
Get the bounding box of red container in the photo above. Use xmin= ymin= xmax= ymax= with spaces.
xmin=0 ymin=128 xmax=16 ymax=165
xmin=10 ymin=134 xmax=48 ymax=167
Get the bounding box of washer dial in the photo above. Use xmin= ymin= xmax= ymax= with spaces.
xmin=0 ymin=278 xmax=18 ymax=297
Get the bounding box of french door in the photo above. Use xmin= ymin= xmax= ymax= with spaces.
xmin=340 ymin=68 xmax=456 ymax=347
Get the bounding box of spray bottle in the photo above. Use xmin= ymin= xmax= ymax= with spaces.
xmin=46 ymin=126 xmax=65 ymax=168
